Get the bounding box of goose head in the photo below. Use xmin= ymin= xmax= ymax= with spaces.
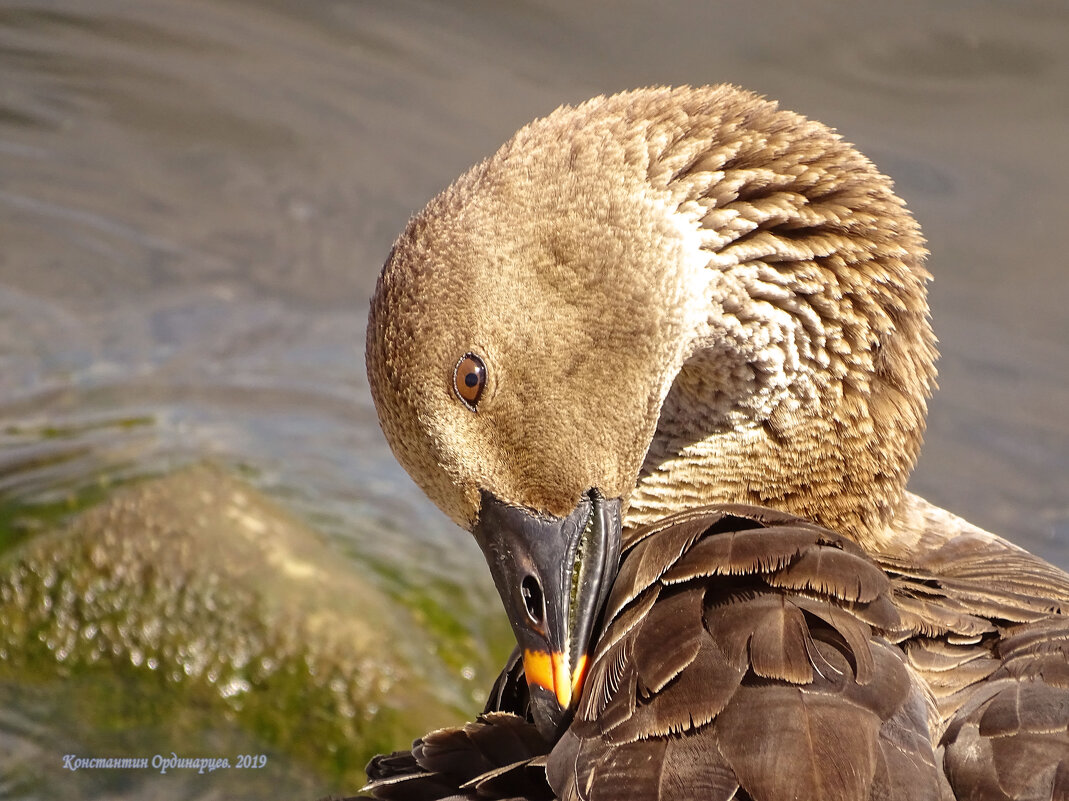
xmin=366 ymin=85 xmax=936 ymax=735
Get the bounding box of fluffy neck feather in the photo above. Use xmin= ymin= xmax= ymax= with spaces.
xmin=617 ymin=87 xmax=937 ymax=552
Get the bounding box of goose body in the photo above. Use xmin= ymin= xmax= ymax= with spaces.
xmin=361 ymin=86 xmax=1069 ymax=800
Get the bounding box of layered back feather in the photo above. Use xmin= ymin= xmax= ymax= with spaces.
xmin=360 ymin=507 xmax=953 ymax=801
xmin=357 ymin=505 xmax=1069 ymax=801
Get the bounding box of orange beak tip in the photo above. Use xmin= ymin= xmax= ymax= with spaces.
xmin=523 ymin=649 xmax=588 ymax=711
xmin=522 ymin=649 xmax=553 ymax=695
xmin=572 ymin=653 xmax=589 ymax=695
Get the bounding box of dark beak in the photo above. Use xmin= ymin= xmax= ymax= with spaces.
xmin=473 ymin=488 xmax=622 ymax=738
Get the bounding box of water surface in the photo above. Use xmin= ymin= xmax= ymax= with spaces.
xmin=1 ymin=0 xmax=1067 ymax=796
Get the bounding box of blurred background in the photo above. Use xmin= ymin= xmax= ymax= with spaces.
xmin=1 ymin=0 xmax=1067 ymax=797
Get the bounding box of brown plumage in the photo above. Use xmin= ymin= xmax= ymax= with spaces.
xmin=360 ymin=86 xmax=1069 ymax=800
xmin=553 ymin=506 xmax=942 ymax=801
xmin=356 ymin=507 xmax=1069 ymax=800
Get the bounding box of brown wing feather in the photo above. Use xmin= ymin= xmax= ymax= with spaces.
xmin=766 ymin=544 xmax=890 ymax=604
xmin=746 ymin=593 xmax=815 ymax=683
xmin=551 ymin=505 xmax=947 ymax=801
xmin=599 ymin=634 xmax=745 ymax=745
xmin=658 ymin=735 xmax=740 ymax=801
xmin=882 ymin=534 xmax=1069 ymax=627
xmin=547 ymin=727 xmax=741 ymax=801
xmin=713 ymin=683 xmax=881 ymax=801
xmin=631 ymin=586 xmax=706 ymax=694
xmin=882 ymin=525 xmax=1069 ymax=799
xmin=793 ymin=597 xmax=877 ymax=683
xmin=359 ymin=504 xmax=1069 ymax=801
xmin=359 ymin=713 xmax=552 ymax=801
xmin=659 ymin=524 xmax=822 ymax=583
xmin=942 ymin=617 xmax=1069 ymax=801
xmin=603 ymin=515 xmax=710 ymax=623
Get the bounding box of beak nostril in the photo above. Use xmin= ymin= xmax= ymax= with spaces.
xmin=520 ymin=575 xmax=545 ymax=625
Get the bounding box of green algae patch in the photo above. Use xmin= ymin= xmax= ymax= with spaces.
xmin=0 ymin=464 xmax=507 ymax=791
xmin=366 ymin=552 xmax=514 ymax=684
xmin=0 ymin=469 xmax=125 ymax=554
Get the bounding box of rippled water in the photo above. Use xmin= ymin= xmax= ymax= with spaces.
xmin=1 ymin=0 xmax=1067 ymax=796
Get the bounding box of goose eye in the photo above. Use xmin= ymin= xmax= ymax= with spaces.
xmin=453 ymin=352 xmax=487 ymax=411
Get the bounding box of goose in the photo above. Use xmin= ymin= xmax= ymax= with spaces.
xmin=358 ymin=85 xmax=1069 ymax=800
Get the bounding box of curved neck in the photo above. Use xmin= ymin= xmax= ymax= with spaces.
xmin=627 ymin=318 xmax=933 ymax=553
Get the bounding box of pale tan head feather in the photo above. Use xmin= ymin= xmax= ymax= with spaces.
xmin=366 ymin=85 xmax=936 ymax=549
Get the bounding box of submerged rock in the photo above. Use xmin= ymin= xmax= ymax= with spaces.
xmin=0 ymin=464 xmax=508 ymax=794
